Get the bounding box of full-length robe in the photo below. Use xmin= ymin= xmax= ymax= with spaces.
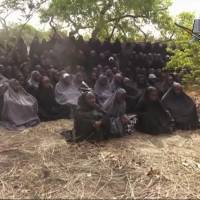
xmin=136 ymin=89 xmax=173 ymax=134
xmin=74 ymin=92 xmax=110 ymax=142
xmin=37 ymin=84 xmax=70 ymax=121
xmin=55 ymin=80 xmax=81 ymax=106
xmin=103 ymin=88 xmax=127 ymax=136
xmin=162 ymin=88 xmax=199 ymax=130
xmin=1 ymin=85 xmax=40 ymax=129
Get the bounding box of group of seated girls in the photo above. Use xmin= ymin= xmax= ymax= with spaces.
xmin=0 ymin=71 xmax=84 ymax=129
xmin=0 ymin=67 xmax=199 ymax=141
xmin=73 ymin=82 xmax=199 ymax=142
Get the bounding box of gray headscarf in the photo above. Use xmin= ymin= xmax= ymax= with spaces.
xmin=27 ymin=71 xmax=40 ymax=89
xmin=94 ymin=75 xmax=112 ymax=105
xmin=0 ymin=74 xmax=8 ymax=95
xmin=103 ymin=88 xmax=127 ymax=117
xmin=55 ymin=73 xmax=81 ymax=106
xmin=1 ymin=79 xmax=39 ymax=128
xmin=0 ymin=74 xmax=8 ymax=84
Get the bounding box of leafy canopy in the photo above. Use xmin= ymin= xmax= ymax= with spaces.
xmin=41 ymin=0 xmax=173 ymax=40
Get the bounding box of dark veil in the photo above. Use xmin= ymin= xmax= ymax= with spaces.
xmin=136 ymin=87 xmax=172 ymax=134
xmin=161 ymin=84 xmax=199 ymax=130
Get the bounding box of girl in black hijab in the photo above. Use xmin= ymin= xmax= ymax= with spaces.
xmin=162 ymin=82 xmax=199 ymax=130
xmin=74 ymin=91 xmax=110 ymax=142
xmin=37 ymin=76 xmax=70 ymax=121
xmin=122 ymin=77 xmax=140 ymax=113
xmin=136 ymin=86 xmax=173 ymax=134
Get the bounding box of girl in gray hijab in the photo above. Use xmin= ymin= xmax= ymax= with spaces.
xmin=103 ymin=88 xmax=134 ymax=136
xmin=26 ymin=70 xmax=41 ymax=97
xmin=55 ymin=73 xmax=81 ymax=106
xmin=110 ymin=73 xmax=123 ymax=93
xmin=1 ymin=79 xmax=40 ymax=130
xmin=27 ymin=70 xmax=41 ymax=89
xmin=55 ymin=73 xmax=82 ymax=118
xmin=94 ymin=74 xmax=112 ymax=105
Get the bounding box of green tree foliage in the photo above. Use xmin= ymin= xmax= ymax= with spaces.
xmin=0 ymin=0 xmax=48 ymax=39
xmin=0 ymin=24 xmax=48 ymax=48
xmin=166 ymin=12 xmax=200 ymax=83
xmin=41 ymin=0 xmax=173 ymax=41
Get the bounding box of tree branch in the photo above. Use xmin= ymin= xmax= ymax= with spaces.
xmin=133 ymin=20 xmax=148 ymax=42
xmin=108 ymin=14 xmax=147 ymax=23
xmin=66 ymin=16 xmax=93 ymax=34
xmin=92 ymin=0 xmax=113 ymax=38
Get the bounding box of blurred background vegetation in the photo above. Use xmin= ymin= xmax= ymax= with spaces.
xmin=0 ymin=0 xmax=199 ymax=83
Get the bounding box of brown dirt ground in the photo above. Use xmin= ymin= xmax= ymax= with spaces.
xmin=1 ymin=90 xmax=200 ymax=199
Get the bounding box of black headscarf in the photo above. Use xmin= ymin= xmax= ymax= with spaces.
xmin=162 ymin=83 xmax=199 ymax=130
xmin=74 ymin=91 xmax=108 ymax=142
xmin=136 ymin=86 xmax=172 ymax=134
xmin=78 ymin=91 xmax=105 ymax=113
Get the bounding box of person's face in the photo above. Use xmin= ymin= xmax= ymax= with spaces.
xmin=138 ymin=76 xmax=145 ymax=84
xmin=17 ymin=74 xmax=25 ymax=85
xmin=6 ymin=66 xmax=12 ymax=73
xmin=76 ymin=65 xmax=81 ymax=72
xmin=99 ymin=77 xmax=108 ymax=86
xmin=168 ymin=76 xmax=174 ymax=85
xmin=123 ymin=78 xmax=131 ymax=86
xmin=10 ymin=80 xmax=21 ymax=92
xmin=148 ymin=90 xmax=158 ymax=101
xmin=160 ymin=72 xmax=166 ymax=80
xmin=22 ymin=67 xmax=30 ymax=75
xmin=115 ymin=74 xmax=123 ymax=84
xmin=86 ymin=93 xmax=96 ymax=106
xmin=99 ymin=53 xmax=105 ymax=59
xmin=149 ymin=77 xmax=157 ymax=84
xmin=33 ymin=54 xmax=39 ymax=60
xmin=141 ymin=68 xmax=146 ymax=74
xmin=75 ymin=73 xmax=84 ymax=83
xmin=49 ymin=49 xmax=54 ymax=55
xmin=90 ymin=50 xmax=96 ymax=57
xmin=78 ymin=50 xmax=84 ymax=58
xmin=35 ymin=65 xmax=42 ymax=71
xmin=34 ymin=37 xmax=39 ymax=42
xmin=66 ymin=66 xmax=72 ymax=73
xmin=91 ymin=72 xmax=97 ymax=80
xmin=93 ymin=67 xmax=98 ymax=73
xmin=47 ymin=69 xmax=53 ymax=78
xmin=113 ymin=67 xmax=118 ymax=74
xmin=54 ymin=71 xmax=60 ymax=82
xmin=135 ymin=67 xmax=140 ymax=74
xmin=106 ymin=69 xmax=113 ymax=77
xmin=42 ymin=78 xmax=51 ymax=88
xmin=63 ymin=76 xmax=71 ymax=85
xmin=97 ymin=64 xmax=103 ymax=71
xmin=109 ymin=57 xmax=115 ymax=65
xmin=33 ymin=72 xmax=42 ymax=82
xmin=156 ymin=69 xmax=162 ymax=75
xmin=173 ymin=85 xmax=182 ymax=95
xmin=39 ymin=68 xmax=46 ymax=76
xmin=42 ymin=39 xmax=46 ymax=44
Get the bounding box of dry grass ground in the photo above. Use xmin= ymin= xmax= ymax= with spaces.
xmin=1 ymin=90 xmax=200 ymax=199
